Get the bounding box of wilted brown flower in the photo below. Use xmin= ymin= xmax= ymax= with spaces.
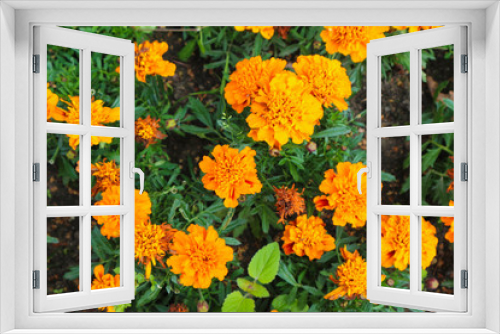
xmin=274 ymin=184 xmax=306 ymax=224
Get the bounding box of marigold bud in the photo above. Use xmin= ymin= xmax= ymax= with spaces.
xmin=426 ymin=277 xmax=439 ymax=291
xmin=197 ymin=300 xmax=209 ymax=312
xmin=269 ymin=148 xmax=280 ymax=157
xmin=166 ymin=119 xmax=177 ymax=130
xmin=306 ymin=141 xmax=317 ymax=153
xmin=387 ymin=278 xmax=395 ymax=287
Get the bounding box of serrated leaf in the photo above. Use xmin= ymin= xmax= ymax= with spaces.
xmin=311 ymin=126 xmax=351 ymax=138
xmin=248 ymin=242 xmax=280 ymax=284
xmin=178 ymin=39 xmax=197 ymax=62
xmin=222 ymin=291 xmax=255 ymax=312
xmin=237 ymin=278 xmax=270 ymax=298
xmin=277 ymin=262 xmax=298 ymax=286
xmin=188 ymin=97 xmax=213 ymax=128
xmin=422 ymin=148 xmax=441 ymax=171
xmin=136 ymin=283 xmax=162 ymax=307
xmin=91 ymin=226 xmax=114 ymax=258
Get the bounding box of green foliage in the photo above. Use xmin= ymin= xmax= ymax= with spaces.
xmin=222 ymin=291 xmax=256 ymax=312
xmin=248 ymin=242 xmax=280 ymax=284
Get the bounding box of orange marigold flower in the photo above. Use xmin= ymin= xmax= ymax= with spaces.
xmin=135 ymin=222 xmax=177 ymax=279
xmin=135 ymin=115 xmax=167 ymax=148
xmin=224 ymin=56 xmax=286 ymax=113
xmin=313 ymin=162 xmax=367 ymax=228
xmin=91 ymin=159 xmax=120 ymax=197
xmin=47 ymin=84 xmax=66 ymax=122
xmin=441 ymin=200 xmax=455 ymax=243
xmin=282 ymin=214 xmax=336 ymax=261
xmin=247 ymin=71 xmax=324 ymax=149
xmin=117 ymin=41 xmax=176 ymax=83
xmin=446 ymin=156 xmax=455 ymax=193
xmin=91 ymin=264 xmax=120 ymax=290
xmin=324 ymin=247 xmax=368 ymax=300
xmin=167 ymin=224 xmax=234 ymax=289
xmin=381 ymin=215 xmax=438 ymax=271
xmin=199 ymin=145 xmax=262 ymax=208
xmin=234 ymin=26 xmax=275 ymax=39
xmin=273 ymin=184 xmax=306 ymax=224
xmin=293 ymin=55 xmax=352 ymax=111
xmin=169 ymin=303 xmax=189 ymax=312
xmin=320 ymin=26 xmax=389 ymax=62
xmin=95 ymin=187 xmax=152 ymax=238
xmin=98 ymin=306 xmax=116 ymax=312
xmin=393 ymin=26 xmax=442 ymax=33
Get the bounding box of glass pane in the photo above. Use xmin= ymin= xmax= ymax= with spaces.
xmin=91 ymin=137 xmax=121 ymax=205
xmin=380 ymin=52 xmax=410 ymax=127
xmin=421 ymin=216 xmax=453 ymax=295
xmin=91 ymin=52 xmax=121 ymax=127
xmin=47 ymin=217 xmax=80 ymax=295
xmin=421 ymin=45 xmax=454 ymax=124
xmin=91 ymin=216 xmax=121 ymax=291
xmin=47 ymin=45 xmax=80 ymax=124
xmin=381 ymin=136 xmax=410 ymax=205
xmin=47 ymin=133 xmax=80 ymax=206
xmin=421 ymin=134 xmax=454 ymax=206
xmin=381 ymin=215 xmax=410 ymax=290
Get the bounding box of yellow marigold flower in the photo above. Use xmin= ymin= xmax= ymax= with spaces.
xmin=381 ymin=215 xmax=438 ymax=271
xmin=91 ymin=159 xmax=120 ymax=197
xmin=441 ymin=200 xmax=454 ymax=243
xmin=282 ymin=214 xmax=336 ymax=261
xmin=135 ymin=115 xmax=167 ymax=148
xmin=293 ymin=55 xmax=352 ymax=111
xmin=98 ymin=306 xmax=116 ymax=312
xmin=91 ymin=264 xmax=120 ymax=290
xmin=47 ymin=84 xmax=66 ymax=122
xmin=393 ymin=26 xmax=442 ymax=33
xmin=169 ymin=303 xmax=189 ymax=312
xmin=320 ymin=26 xmax=389 ymax=62
xmin=313 ymin=162 xmax=367 ymax=228
xmin=247 ymin=71 xmax=324 ymax=149
xmin=324 ymin=247 xmax=367 ymax=300
xmin=273 ymin=184 xmax=306 ymax=224
xmin=135 ymin=222 xmax=177 ymax=279
xmin=95 ymin=187 xmax=152 ymax=238
xmin=224 ymin=56 xmax=286 ymax=113
xmin=199 ymin=145 xmax=262 ymax=208
xmin=167 ymin=224 xmax=234 ymax=289
xmin=116 ymin=41 xmax=176 ymax=83
xmin=234 ymin=26 xmax=275 ymax=39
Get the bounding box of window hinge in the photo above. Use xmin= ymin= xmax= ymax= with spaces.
xmin=33 ymin=270 xmax=40 ymax=289
xmin=461 ymin=54 xmax=468 ymax=73
xmin=461 ymin=162 xmax=468 ymax=181
xmin=33 ymin=163 xmax=40 ymax=182
xmin=33 ymin=54 xmax=40 ymax=73
xmin=461 ymin=270 xmax=468 ymax=289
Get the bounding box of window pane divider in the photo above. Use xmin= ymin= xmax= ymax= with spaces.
xmin=373 ymin=123 xmax=454 ymax=138
xmin=46 ymin=123 xmax=128 ymax=137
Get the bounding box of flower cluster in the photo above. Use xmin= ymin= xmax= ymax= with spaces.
xmin=234 ymin=26 xmax=275 ymax=39
xmin=169 ymin=303 xmax=189 ymax=312
xmin=282 ymin=215 xmax=336 ymax=261
xmin=135 ymin=222 xmax=177 ymax=279
xmin=91 ymin=159 xmax=120 ymax=197
xmin=441 ymin=200 xmax=455 ymax=243
xmin=199 ymin=145 xmax=262 ymax=208
xmin=91 ymin=264 xmax=120 ymax=290
xmin=314 ymin=162 xmax=368 ymax=228
xmin=273 ymin=184 xmax=306 ymax=224
xmin=135 ymin=115 xmax=167 ymax=148
xmin=47 ymin=84 xmax=65 ymax=121
xmin=381 ymin=215 xmax=438 ymax=271
xmin=320 ymin=26 xmax=390 ymax=62
xmin=167 ymin=224 xmax=234 ymax=289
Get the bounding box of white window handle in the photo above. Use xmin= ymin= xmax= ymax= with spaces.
xmin=130 ymin=162 xmax=145 ymax=194
xmin=357 ymin=162 xmax=371 ymax=195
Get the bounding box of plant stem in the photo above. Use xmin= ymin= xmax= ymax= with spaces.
xmin=220 ymin=208 xmax=236 ymax=231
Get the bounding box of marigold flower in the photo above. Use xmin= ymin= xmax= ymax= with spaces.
xmin=247 ymin=71 xmax=324 ymax=149
xmin=95 ymin=187 xmax=152 ymax=238
xmin=293 ymin=55 xmax=352 ymax=111
xmin=117 ymin=41 xmax=176 ymax=83
xmin=135 ymin=222 xmax=177 ymax=279
xmin=47 ymin=84 xmax=66 ymax=121
xmin=381 ymin=215 xmax=438 ymax=271
xmin=169 ymin=303 xmax=189 ymax=312
xmin=135 ymin=115 xmax=167 ymax=148
xmin=313 ymin=162 xmax=367 ymax=228
xmin=324 ymin=247 xmax=367 ymax=300
xmin=234 ymin=26 xmax=275 ymax=39
xmin=446 ymin=156 xmax=455 ymax=193
xmin=282 ymin=214 xmax=336 ymax=261
xmin=91 ymin=264 xmax=120 ymax=290
xmin=393 ymin=26 xmax=442 ymax=33
xmin=224 ymin=56 xmax=286 ymax=113
xmin=91 ymin=159 xmax=120 ymax=197
xmin=167 ymin=224 xmax=234 ymax=289
xmin=273 ymin=184 xmax=306 ymax=224
xmin=320 ymin=26 xmax=389 ymax=62
xmin=199 ymin=145 xmax=262 ymax=208
xmin=441 ymin=200 xmax=455 ymax=243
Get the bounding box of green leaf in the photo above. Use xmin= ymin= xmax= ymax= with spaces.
xmin=381 ymin=171 xmax=396 ymax=182
xmin=422 ymin=148 xmax=441 ymax=171
xmin=237 ymin=278 xmax=270 ymax=298
xmin=188 ymin=97 xmax=213 ymax=128
xmin=222 ymin=291 xmax=255 ymax=312
xmin=248 ymin=242 xmax=280 ymax=284
xmin=260 ymin=205 xmax=278 ymax=234
xmin=135 ymin=283 xmax=162 ymax=307
xmin=277 ymin=262 xmax=298 ymax=286
xmin=253 ymin=34 xmax=263 ymax=56
xmin=311 ymin=126 xmax=351 ymax=138
xmin=223 ymin=237 xmax=241 ymax=246
xmin=177 ymin=39 xmax=197 ymax=62
xmin=204 ymin=60 xmax=227 ymax=70
xmin=47 ymin=236 xmax=59 ymax=244
xmin=180 ymin=124 xmax=213 ymax=136
xmin=278 ymin=44 xmax=300 ymax=57
xmin=271 ymin=294 xmax=289 ymax=311
xmin=91 ymin=226 xmax=115 ymax=258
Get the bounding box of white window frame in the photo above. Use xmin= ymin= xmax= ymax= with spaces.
xmin=1 ymin=1 xmax=499 ymax=333
xmin=366 ymin=26 xmax=467 ymax=312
